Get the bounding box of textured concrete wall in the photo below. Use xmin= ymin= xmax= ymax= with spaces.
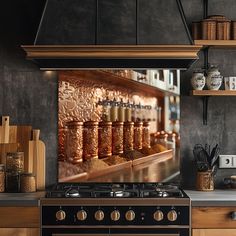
xmin=0 ymin=1 xmax=58 ymax=187
xmin=0 ymin=0 xmax=235 ymax=188
xmin=181 ymin=0 xmax=236 ymax=188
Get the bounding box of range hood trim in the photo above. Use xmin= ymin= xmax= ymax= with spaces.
xmin=22 ymin=45 xmax=202 ymax=59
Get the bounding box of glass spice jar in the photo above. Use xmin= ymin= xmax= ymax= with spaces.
xmin=6 ymin=171 xmax=20 ymax=193
xmin=6 ymin=152 xmax=24 ymax=173
xmin=20 ymin=173 xmax=36 ymax=193
xmin=134 ymin=121 xmax=143 ymax=150
xmin=83 ymin=121 xmax=99 ymax=161
xmin=123 ymin=121 xmax=134 ymax=152
xmin=142 ymin=121 xmax=151 ymax=148
xmin=0 ymin=164 xmax=5 ymax=192
xmin=98 ymin=121 xmax=112 ymax=158
xmin=66 ymin=121 xmax=83 ymax=164
xmin=112 ymin=121 xmax=124 ymax=155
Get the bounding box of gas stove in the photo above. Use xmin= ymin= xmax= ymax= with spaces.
xmin=42 ymin=183 xmax=190 ymax=236
xmin=46 ymin=183 xmax=186 ymax=198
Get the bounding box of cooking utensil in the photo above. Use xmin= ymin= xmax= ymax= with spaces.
xmin=29 ymin=129 xmax=45 ymax=190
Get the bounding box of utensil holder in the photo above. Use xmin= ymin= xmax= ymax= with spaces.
xmin=196 ymin=171 xmax=214 ymax=191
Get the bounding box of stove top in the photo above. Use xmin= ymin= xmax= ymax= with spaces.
xmin=46 ymin=183 xmax=186 ymax=198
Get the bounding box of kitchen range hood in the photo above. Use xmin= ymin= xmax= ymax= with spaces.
xmin=22 ymin=0 xmax=202 ymax=70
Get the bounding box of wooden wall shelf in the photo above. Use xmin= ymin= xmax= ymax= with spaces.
xmin=195 ymin=40 xmax=236 ymax=48
xmin=191 ymin=90 xmax=236 ymax=96
xmin=66 ymin=70 xmax=178 ymax=98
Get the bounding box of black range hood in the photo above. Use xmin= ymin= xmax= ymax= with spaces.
xmin=22 ymin=0 xmax=202 ymax=70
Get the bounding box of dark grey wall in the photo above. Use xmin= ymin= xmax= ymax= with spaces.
xmin=1 ymin=0 xmax=235 ymax=188
xmin=0 ymin=0 xmax=58 ymax=187
xmin=181 ymin=0 xmax=236 ymax=188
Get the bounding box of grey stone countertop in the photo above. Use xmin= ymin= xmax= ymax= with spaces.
xmin=0 ymin=191 xmax=45 ymax=206
xmin=185 ymin=189 xmax=236 ymax=206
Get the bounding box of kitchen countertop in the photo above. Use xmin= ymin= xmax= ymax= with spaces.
xmin=0 ymin=191 xmax=45 ymax=206
xmin=185 ymin=189 xmax=236 ymax=206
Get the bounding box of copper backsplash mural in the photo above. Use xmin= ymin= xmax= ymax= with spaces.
xmin=58 ymin=70 xmax=178 ymax=182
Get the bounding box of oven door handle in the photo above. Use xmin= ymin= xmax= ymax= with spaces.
xmin=52 ymin=234 xmax=180 ymax=236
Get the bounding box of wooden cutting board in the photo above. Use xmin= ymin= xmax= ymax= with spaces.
xmin=0 ymin=143 xmax=19 ymax=165
xmin=29 ymin=129 xmax=46 ymax=190
xmin=0 ymin=116 xmax=10 ymax=143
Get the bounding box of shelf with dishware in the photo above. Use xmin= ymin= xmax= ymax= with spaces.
xmin=191 ymin=90 xmax=236 ymax=96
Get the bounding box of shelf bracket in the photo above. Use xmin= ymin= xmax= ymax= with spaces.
xmin=202 ymin=96 xmax=209 ymax=125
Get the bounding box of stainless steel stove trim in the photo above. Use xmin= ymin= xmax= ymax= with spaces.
xmin=42 ymin=225 xmax=190 ymax=229
xmin=41 ymin=198 xmax=190 ymax=206
xmin=52 ymin=234 xmax=180 ymax=236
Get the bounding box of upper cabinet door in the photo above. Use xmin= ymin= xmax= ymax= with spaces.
xmin=35 ymin=0 xmax=96 ymax=45
xmin=97 ymin=0 xmax=136 ymax=44
xmin=138 ymin=0 xmax=190 ymax=44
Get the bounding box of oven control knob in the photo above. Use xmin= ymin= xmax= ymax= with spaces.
xmin=125 ymin=210 xmax=135 ymax=221
xmin=167 ymin=210 xmax=178 ymax=222
xmin=153 ymin=210 xmax=164 ymax=221
xmin=77 ymin=210 xmax=87 ymax=221
xmin=110 ymin=210 xmax=120 ymax=221
xmin=56 ymin=210 xmax=66 ymax=221
xmin=95 ymin=210 xmax=105 ymax=221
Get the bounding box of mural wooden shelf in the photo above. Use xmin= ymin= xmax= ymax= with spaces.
xmin=191 ymin=90 xmax=236 ymax=96
xmin=190 ymin=90 xmax=236 ymax=125
xmin=195 ymin=40 xmax=236 ymax=48
xmin=66 ymin=70 xmax=178 ymax=98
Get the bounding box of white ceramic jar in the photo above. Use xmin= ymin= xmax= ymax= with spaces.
xmin=191 ymin=70 xmax=206 ymax=90
xmin=206 ymin=65 xmax=223 ymax=90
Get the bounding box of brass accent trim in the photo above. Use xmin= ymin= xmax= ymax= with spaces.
xmin=53 ymin=234 xmax=179 ymax=236
xmin=22 ymin=45 xmax=201 ymax=59
xmin=41 ymin=198 xmax=190 ymax=206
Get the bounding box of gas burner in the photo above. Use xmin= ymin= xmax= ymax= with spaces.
xmin=46 ymin=183 xmax=185 ymax=198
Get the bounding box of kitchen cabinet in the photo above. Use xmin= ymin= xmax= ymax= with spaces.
xmin=0 ymin=207 xmax=40 ymax=236
xmin=192 ymin=207 xmax=236 ymax=236
xmin=97 ymin=0 xmax=136 ymax=44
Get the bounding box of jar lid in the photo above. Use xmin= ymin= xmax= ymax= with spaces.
xmin=84 ymin=121 xmax=99 ymax=127
xmin=6 ymin=152 xmax=24 ymax=157
xmin=112 ymin=121 xmax=124 ymax=126
xmin=143 ymin=121 xmax=150 ymax=127
xmin=134 ymin=121 xmax=143 ymax=127
xmin=124 ymin=121 xmax=134 ymax=126
xmin=67 ymin=121 xmax=83 ymax=127
xmin=99 ymin=121 xmax=112 ymax=126
xmin=20 ymin=172 xmax=35 ymax=177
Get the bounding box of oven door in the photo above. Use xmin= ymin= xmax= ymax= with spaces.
xmin=43 ymin=227 xmax=189 ymax=236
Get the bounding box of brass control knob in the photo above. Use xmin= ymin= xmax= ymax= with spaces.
xmin=56 ymin=210 xmax=66 ymax=221
xmin=95 ymin=210 xmax=105 ymax=221
xmin=125 ymin=210 xmax=135 ymax=221
xmin=110 ymin=210 xmax=120 ymax=221
xmin=153 ymin=210 xmax=164 ymax=221
xmin=77 ymin=210 xmax=87 ymax=221
xmin=167 ymin=210 xmax=178 ymax=222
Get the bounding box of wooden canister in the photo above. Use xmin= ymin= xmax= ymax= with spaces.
xmin=134 ymin=121 xmax=143 ymax=150
xmin=66 ymin=121 xmax=83 ymax=163
xmin=83 ymin=121 xmax=99 ymax=160
xmin=202 ymin=20 xmax=216 ymax=40
xmin=98 ymin=121 xmax=112 ymax=158
xmin=217 ymin=20 xmax=231 ymax=40
xmin=196 ymin=171 xmax=214 ymax=191
xmin=123 ymin=121 xmax=134 ymax=152
xmin=112 ymin=121 xmax=124 ymax=155
xmin=232 ymin=21 xmax=236 ymax=40
xmin=192 ymin=21 xmax=202 ymax=40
